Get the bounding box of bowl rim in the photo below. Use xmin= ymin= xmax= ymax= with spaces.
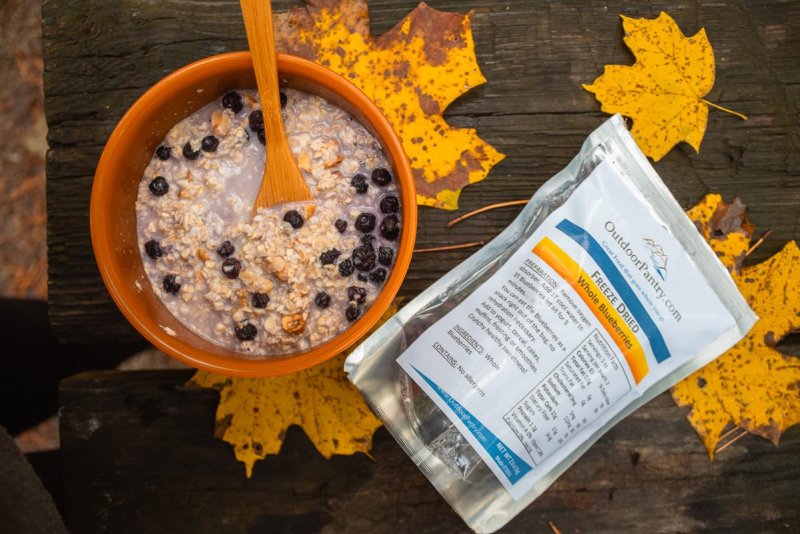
xmin=91 ymin=51 xmax=416 ymax=376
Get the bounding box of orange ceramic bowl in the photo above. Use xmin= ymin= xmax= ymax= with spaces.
xmin=91 ymin=52 xmax=416 ymax=376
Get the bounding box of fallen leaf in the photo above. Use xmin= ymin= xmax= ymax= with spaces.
xmin=191 ymin=304 xmax=396 ymax=477
xmin=273 ymin=0 xmax=504 ymax=209
xmin=672 ymin=194 xmax=800 ymax=458
xmin=583 ymin=12 xmax=746 ymax=161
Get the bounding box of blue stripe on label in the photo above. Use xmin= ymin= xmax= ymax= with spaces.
xmin=411 ymin=366 xmax=533 ymax=484
xmin=556 ymin=219 xmax=672 ymax=363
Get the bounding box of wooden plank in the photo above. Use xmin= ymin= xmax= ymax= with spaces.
xmin=59 ymin=370 xmax=800 ymax=533
xmin=43 ymin=0 xmax=800 ymax=343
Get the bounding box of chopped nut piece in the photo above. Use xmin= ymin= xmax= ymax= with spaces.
xmin=281 ymin=314 xmax=306 ymax=335
xmin=211 ymin=110 xmax=232 ymax=136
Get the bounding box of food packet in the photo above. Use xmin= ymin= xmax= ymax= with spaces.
xmin=344 ymin=115 xmax=757 ymax=532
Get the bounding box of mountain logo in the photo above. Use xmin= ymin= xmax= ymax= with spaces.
xmin=643 ymin=238 xmax=668 ymax=281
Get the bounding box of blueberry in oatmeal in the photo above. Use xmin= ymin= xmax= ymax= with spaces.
xmin=369 ymin=267 xmax=387 ymax=283
xmin=347 ymin=286 xmax=367 ymax=304
xmin=351 ymin=245 xmax=376 ymax=271
xmin=201 ymin=135 xmax=219 ymax=152
xmin=378 ymin=246 xmax=394 ymax=266
xmin=351 ymin=173 xmax=368 ymax=194
xmin=252 ymin=292 xmax=270 ymax=309
xmin=148 ymin=176 xmax=169 ymax=196
xmin=144 ymin=240 xmax=163 ymax=260
xmin=235 ymin=321 xmax=258 ymax=341
xmin=182 ymin=141 xmax=200 ymax=160
xmin=371 ymin=167 xmax=392 ymax=186
xmin=248 ymin=110 xmax=264 ymax=132
xmin=217 ymin=240 xmax=235 ymax=258
xmin=280 ymin=91 xmax=287 ymax=109
xmin=314 ymin=291 xmax=331 ymax=308
xmin=355 ymin=213 xmax=376 ymax=233
xmin=380 ymin=215 xmax=400 ymax=240
xmin=345 ymin=304 xmax=360 ymax=322
xmin=380 ymin=195 xmax=399 ymax=214
xmin=163 ymin=274 xmax=181 ymax=294
xmin=222 ymin=91 xmax=244 ymax=113
xmin=221 ymin=257 xmax=242 ymax=279
xmin=155 ymin=145 xmax=171 ymax=161
xmin=338 ymin=259 xmax=354 ymax=277
xmin=283 ymin=210 xmax=304 ymax=229
xmin=320 ymin=248 xmax=341 ymax=265
xmin=136 ymin=89 xmax=402 ymax=357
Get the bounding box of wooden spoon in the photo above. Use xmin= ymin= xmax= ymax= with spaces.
xmin=240 ymin=0 xmax=312 ymax=211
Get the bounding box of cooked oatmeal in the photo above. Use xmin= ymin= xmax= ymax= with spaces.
xmin=136 ymin=89 xmax=401 ymax=357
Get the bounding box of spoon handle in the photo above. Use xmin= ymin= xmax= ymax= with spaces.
xmin=240 ymin=0 xmax=283 ymax=133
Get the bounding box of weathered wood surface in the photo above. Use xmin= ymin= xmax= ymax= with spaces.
xmin=43 ymin=0 xmax=800 ymax=343
xmin=60 ymin=370 xmax=800 ymax=533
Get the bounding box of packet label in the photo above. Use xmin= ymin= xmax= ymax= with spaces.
xmin=397 ymin=157 xmax=737 ymax=499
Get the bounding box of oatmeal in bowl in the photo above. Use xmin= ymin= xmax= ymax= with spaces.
xmin=92 ymin=53 xmax=416 ymax=376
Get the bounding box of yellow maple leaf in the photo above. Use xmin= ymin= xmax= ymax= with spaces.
xmin=273 ymin=0 xmax=504 ymax=210
xmin=191 ymin=304 xmax=397 ymax=477
xmin=584 ymin=12 xmax=746 ymax=161
xmin=672 ymin=195 xmax=800 ymax=458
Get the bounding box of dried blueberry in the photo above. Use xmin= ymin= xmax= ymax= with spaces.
xmin=369 ymin=267 xmax=387 ymax=284
xmin=221 ymin=257 xmax=242 ymax=279
xmin=371 ymin=167 xmax=392 ymax=186
xmin=155 ymin=145 xmax=171 ymax=160
xmin=380 ymin=195 xmax=400 ymax=214
xmin=222 ymin=91 xmax=244 ymax=113
xmin=235 ymin=321 xmax=258 ymax=341
xmin=351 ymin=173 xmax=368 ymax=194
xmin=361 ymin=234 xmax=377 ymax=248
xmin=345 ymin=304 xmax=361 ymax=322
xmin=144 ymin=240 xmax=163 ymax=260
xmin=380 ymin=215 xmax=400 ymax=241
xmin=334 ymin=219 xmax=348 ymax=234
xmin=378 ymin=246 xmax=394 ymax=266
xmin=283 ymin=210 xmax=304 ymax=229
xmin=248 ymin=110 xmax=264 ymax=132
xmin=252 ymin=292 xmax=270 ymax=309
xmin=320 ymin=248 xmax=341 ymax=265
xmin=256 ymin=128 xmax=266 ymax=145
xmin=280 ymin=91 xmax=287 ymax=109
xmin=217 ymin=240 xmax=235 ymax=258
xmin=352 ymin=245 xmax=376 ymax=271
xmin=315 ymin=291 xmax=331 ymax=308
xmin=355 ymin=213 xmax=376 ymax=233
xmin=357 ymin=273 xmax=368 ymax=282
xmin=347 ymin=286 xmax=367 ymax=304
xmin=182 ymin=141 xmax=200 ymax=160
xmin=163 ymin=274 xmax=181 ymax=295
xmin=149 ymin=176 xmax=169 ymax=196
xmin=201 ymin=135 xmax=219 ymax=152
xmin=338 ymin=258 xmax=354 ymax=277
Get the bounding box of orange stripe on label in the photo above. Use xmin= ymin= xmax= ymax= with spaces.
xmin=533 ymin=237 xmax=649 ymax=383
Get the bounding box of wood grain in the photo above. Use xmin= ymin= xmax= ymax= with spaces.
xmin=44 ymin=0 xmax=800 ymax=344
xmin=59 ymin=370 xmax=800 ymax=533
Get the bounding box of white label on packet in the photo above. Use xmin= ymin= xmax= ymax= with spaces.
xmin=397 ymin=158 xmax=738 ymax=500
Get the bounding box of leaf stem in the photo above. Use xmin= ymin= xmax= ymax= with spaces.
xmin=702 ymin=99 xmax=748 ymax=120
xmin=447 ymin=199 xmax=529 ymax=227
xmin=745 ymin=229 xmax=773 ymax=257
xmin=715 ymin=429 xmax=749 ymax=454
xmin=415 ymin=241 xmax=485 ymax=254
